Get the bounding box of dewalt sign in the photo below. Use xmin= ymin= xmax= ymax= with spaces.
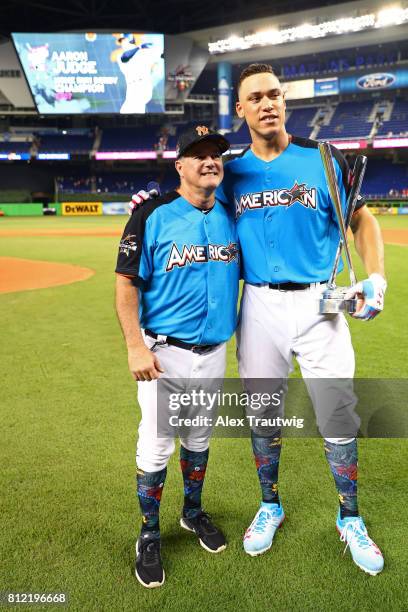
xmin=62 ymin=202 xmax=103 ymax=216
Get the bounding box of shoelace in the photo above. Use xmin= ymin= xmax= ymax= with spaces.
xmin=199 ymin=511 xmax=211 ymax=521
xmin=194 ymin=511 xmax=217 ymax=533
xmin=252 ymin=509 xmax=281 ymax=534
xmin=143 ymin=541 xmax=160 ymax=566
xmin=339 ymin=518 xmax=371 ymax=555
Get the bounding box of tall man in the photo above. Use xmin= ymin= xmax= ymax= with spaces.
xmin=116 ymin=126 xmax=239 ymax=588
xmin=217 ymin=64 xmax=386 ymax=575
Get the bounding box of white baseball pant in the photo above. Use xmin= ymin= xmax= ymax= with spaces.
xmin=136 ymin=333 xmax=227 ymax=472
xmin=237 ymin=283 xmax=359 ymax=443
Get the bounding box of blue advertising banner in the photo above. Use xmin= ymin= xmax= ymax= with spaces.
xmin=340 ymin=69 xmax=408 ymax=94
xmin=12 ymin=32 xmax=165 ymax=114
xmin=0 ymin=153 xmax=30 ymax=160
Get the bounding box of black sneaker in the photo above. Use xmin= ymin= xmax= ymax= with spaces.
xmin=180 ymin=511 xmax=227 ymax=553
xmin=135 ymin=534 xmax=165 ymax=588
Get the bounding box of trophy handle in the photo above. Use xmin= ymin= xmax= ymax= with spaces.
xmin=319 ymin=142 xmax=358 ymax=288
xmin=328 ymin=155 xmax=367 ymax=288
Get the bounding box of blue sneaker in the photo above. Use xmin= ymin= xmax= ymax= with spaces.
xmin=336 ymin=511 xmax=384 ymax=576
xmin=243 ymin=502 xmax=285 ymax=556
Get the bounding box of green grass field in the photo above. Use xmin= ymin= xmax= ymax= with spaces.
xmin=1 ymin=215 xmax=407 ymax=611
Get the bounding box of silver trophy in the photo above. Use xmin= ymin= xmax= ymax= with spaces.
xmin=319 ymin=142 xmax=367 ymax=314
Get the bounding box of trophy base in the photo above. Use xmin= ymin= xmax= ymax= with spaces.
xmin=319 ymin=287 xmax=358 ymax=314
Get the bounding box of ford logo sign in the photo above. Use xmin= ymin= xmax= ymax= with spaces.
xmin=357 ymin=73 xmax=396 ymax=90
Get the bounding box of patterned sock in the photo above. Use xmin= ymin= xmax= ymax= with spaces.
xmin=180 ymin=445 xmax=209 ymax=519
xmin=251 ymin=430 xmax=282 ymax=504
xmin=136 ymin=466 xmax=167 ymax=539
xmin=324 ymin=439 xmax=359 ymax=519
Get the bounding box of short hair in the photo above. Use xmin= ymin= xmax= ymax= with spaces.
xmin=237 ymin=63 xmax=277 ymax=91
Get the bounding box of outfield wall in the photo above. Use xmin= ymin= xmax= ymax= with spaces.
xmin=0 ymin=202 xmax=407 ymax=217
xmin=0 ymin=203 xmax=43 ymax=216
xmin=0 ymin=201 xmax=129 ymax=216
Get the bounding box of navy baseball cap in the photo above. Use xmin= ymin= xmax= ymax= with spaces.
xmin=176 ymin=125 xmax=230 ymax=159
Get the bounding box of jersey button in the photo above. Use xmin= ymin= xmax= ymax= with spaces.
xmin=274 ymin=266 xmax=279 ymax=272
xmin=270 ymin=241 xmax=275 ymax=248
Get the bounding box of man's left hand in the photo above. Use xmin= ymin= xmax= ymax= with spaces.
xmin=345 ymin=273 xmax=387 ymax=320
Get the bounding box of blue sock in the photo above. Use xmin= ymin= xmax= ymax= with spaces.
xmin=180 ymin=445 xmax=208 ymax=519
xmin=136 ymin=466 xmax=167 ymax=539
xmin=324 ymin=439 xmax=359 ymax=519
xmin=251 ymin=430 xmax=282 ymax=504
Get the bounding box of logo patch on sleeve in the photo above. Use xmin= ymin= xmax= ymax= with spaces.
xmin=119 ymin=234 xmax=137 ymax=256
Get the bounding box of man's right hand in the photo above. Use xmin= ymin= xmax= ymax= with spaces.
xmin=128 ymin=190 xmax=151 ymax=215
xmin=127 ymin=345 xmax=164 ymax=381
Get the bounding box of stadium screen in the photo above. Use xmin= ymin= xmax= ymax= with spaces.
xmin=11 ymin=32 xmax=165 ymax=114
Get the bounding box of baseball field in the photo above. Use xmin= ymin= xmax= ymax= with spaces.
xmin=1 ymin=214 xmax=407 ymax=611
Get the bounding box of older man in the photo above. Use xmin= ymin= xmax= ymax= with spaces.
xmin=115 ymin=126 xmax=239 ymax=588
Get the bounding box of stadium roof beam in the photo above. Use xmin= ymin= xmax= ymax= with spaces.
xmin=67 ymin=0 xmax=89 ymax=13
xmin=187 ymin=0 xmax=408 ymax=63
xmin=9 ymin=0 xmax=87 ymax=18
xmin=207 ymin=10 xmax=408 ymax=54
xmin=0 ymin=0 xmax=351 ymax=35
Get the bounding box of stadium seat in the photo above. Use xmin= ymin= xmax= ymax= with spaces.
xmin=318 ymin=101 xmax=375 ymax=139
xmin=0 ymin=141 xmax=32 ymax=155
xmin=363 ymin=159 xmax=408 ymax=197
xmin=286 ymin=107 xmax=317 ymax=138
xmin=376 ymin=98 xmax=408 ymax=138
xmin=100 ymin=127 xmax=159 ymax=151
xmin=37 ymin=134 xmax=94 ymax=154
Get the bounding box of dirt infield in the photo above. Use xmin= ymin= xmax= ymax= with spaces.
xmin=380 ymin=229 xmax=408 ymax=246
xmin=0 ymin=226 xmax=406 ymax=295
xmin=0 ymin=227 xmax=406 ymax=244
xmin=0 ymin=257 xmax=94 ymax=294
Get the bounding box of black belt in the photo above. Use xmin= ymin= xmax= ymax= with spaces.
xmin=268 ymin=281 xmax=327 ymax=291
xmin=145 ymin=329 xmax=219 ymax=355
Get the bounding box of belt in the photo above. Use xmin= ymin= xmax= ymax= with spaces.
xmin=268 ymin=281 xmax=327 ymax=291
xmin=145 ymin=329 xmax=219 ymax=355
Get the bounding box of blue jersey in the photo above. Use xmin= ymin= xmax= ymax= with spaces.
xmin=115 ymin=191 xmax=240 ymax=345
xmin=217 ymin=136 xmax=363 ymax=285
